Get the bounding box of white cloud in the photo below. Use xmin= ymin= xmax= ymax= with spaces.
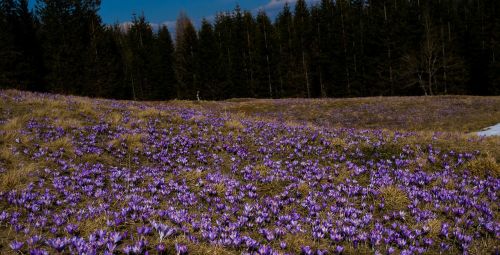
xmin=265 ymin=0 xmax=296 ymax=9
xmin=258 ymin=0 xmax=321 ymax=11
xmin=161 ymin=21 xmax=176 ymax=29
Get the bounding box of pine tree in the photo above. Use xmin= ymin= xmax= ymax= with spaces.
xmin=243 ymin=10 xmax=256 ymax=97
xmin=254 ymin=10 xmax=276 ymax=98
xmin=14 ymin=0 xmax=44 ymax=91
xmin=214 ymin=13 xmax=233 ymax=99
xmin=127 ymin=14 xmax=155 ymax=100
xmin=154 ymin=25 xmax=176 ymax=100
xmin=197 ymin=19 xmax=220 ymax=100
xmin=275 ymin=3 xmax=294 ymax=97
xmin=175 ymin=12 xmax=198 ymax=99
xmin=0 ymin=0 xmax=20 ymax=88
xmin=317 ymin=0 xmax=337 ymax=97
xmin=490 ymin=1 xmax=500 ymax=94
xmin=89 ymin=26 xmax=127 ymax=99
xmin=228 ymin=6 xmax=249 ymax=98
xmin=293 ymin=0 xmax=312 ymax=98
xmin=36 ymin=0 xmax=101 ymax=95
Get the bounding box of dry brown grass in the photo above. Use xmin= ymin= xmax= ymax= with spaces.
xmin=0 ymin=145 xmax=16 ymax=164
xmin=78 ymin=215 xmax=108 ymax=237
xmin=254 ymin=164 xmax=270 ymax=177
xmin=79 ymin=153 xmax=115 ymax=165
xmin=224 ymin=119 xmax=244 ymax=131
xmin=1 ymin=116 xmax=29 ymax=132
xmin=468 ymin=238 xmax=500 ymax=255
xmin=214 ymin=183 xmax=227 ymax=196
xmin=184 ymin=243 xmax=237 ymax=255
xmin=343 ymin=244 xmax=374 ymax=255
xmin=379 ymin=185 xmax=410 ymax=211
xmin=0 ymin=162 xmax=39 ymax=192
xmin=206 ymin=96 xmax=500 ymax=133
xmin=464 ymin=154 xmax=499 ymax=178
xmin=108 ymin=133 xmax=145 ymax=151
xmin=426 ymin=219 xmax=443 ymax=238
xmin=43 ymin=136 xmax=75 ymax=157
xmin=297 ymin=183 xmax=311 ymax=197
xmin=136 ymin=107 xmax=163 ymax=119
xmin=282 ymin=233 xmax=322 ymax=253
xmin=124 ymin=133 xmax=144 ymax=150
xmin=107 ymin=111 xmax=123 ymax=125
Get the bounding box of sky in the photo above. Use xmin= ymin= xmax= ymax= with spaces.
xmin=29 ymin=0 xmax=320 ymax=29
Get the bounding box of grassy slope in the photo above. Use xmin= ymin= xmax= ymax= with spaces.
xmin=211 ymin=96 xmax=500 ymax=132
xmin=0 ymin=90 xmax=499 ymax=254
xmin=186 ymin=95 xmax=500 ymax=159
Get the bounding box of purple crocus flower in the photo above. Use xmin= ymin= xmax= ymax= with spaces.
xmin=335 ymin=245 xmax=344 ymax=254
xmin=301 ymin=246 xmax=314 ymax=255
xmin=46 ymin=237 xmax=67 ymax=252
xmin=175 ymin=243 xmax=188 ymax=255
xmin=10 ymin=240 xmax=24 ymax=251
xmin=156 ymin=243 xmax=166 ymax=254
xmin=280 ymin=241 xmax=287 ymax=249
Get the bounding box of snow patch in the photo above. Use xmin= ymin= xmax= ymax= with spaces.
xmin=477 ymin=123 xmax=500 ymax=137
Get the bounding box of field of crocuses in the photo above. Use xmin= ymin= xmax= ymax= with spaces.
xmin=0 ymin=90 xmax=499 ymax=255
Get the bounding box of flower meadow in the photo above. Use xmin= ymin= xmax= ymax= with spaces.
xmin=0 ymin=90 xmax=499 ymax=255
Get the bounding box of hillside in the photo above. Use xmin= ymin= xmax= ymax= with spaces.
xmin=0 ymin=90 xmax=499 ymax=254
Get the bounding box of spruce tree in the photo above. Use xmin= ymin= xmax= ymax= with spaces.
xmin=175 ymin=12 xmax=198 ymax=99
xmin=127 ymin=14 xmax=155 ymax=100
xmin=154 ymin=25 xmax=176 ymax=100
xmin=213 ymin=13 xmax=233 ymax=99
xmin=14 ymin=0 xmax=44 ymax=91
xmin=0 ymin=0 xmax=18 ymax=88
xmin=197 ymin=19 xmax=220 ymax=100
xmin=37 ymin=0 xmax=101 ymax=95
xmin=228 ymin=6 xmax=249 ymax=98
xmin=254 ymin=10 xmax=276 ymax=98
xmin=293 ymin=0 xmax=312 ymax=98
xmin=274 ymin=3 xmax=294 ymax=97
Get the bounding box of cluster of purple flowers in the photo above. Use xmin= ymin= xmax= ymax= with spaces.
xmin=0 ymin=91 xmax=498 ymax=254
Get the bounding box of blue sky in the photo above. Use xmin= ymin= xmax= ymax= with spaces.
xmin=29 ymin=0 xmax=320 ymax=28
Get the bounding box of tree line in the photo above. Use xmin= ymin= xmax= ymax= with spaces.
xmin=1 ymin=0 xmax=499 ymax=100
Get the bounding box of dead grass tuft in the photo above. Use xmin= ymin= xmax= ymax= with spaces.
xmin=107 ymin=111 xmax=123 ymax=125
xmin=468 ymin=238 xmax=500 ymax=255
xmin=108 ymin=134 xmax=144 ymax=151
xmin=224 ymin=120 xmax=244 ymax=131
xmin=0 ymin=146 xmax=16 ymax=165
xmin=43 ymin=136 xmax=75 ymax=157
xmin=125 ymin=134 xmax=144 ymax=151
xmin=214 ymin=183 xmax=227 ymax=195
xmin=178 ymin=169 xmax=206 ymax=184
xmin=1 ymin=116 xmax=29 ymax=132
xmin=329 ymin=137 xmax=349 ymax=149
xmin=297 ymin=183 xmax=310 ymax=197
xmin=254 ymin=164 xmax=270 ymax=177
xmin=185 ymin=243 xmax=235 ymax=255
xmin=464 ymin=155 xmax=499 ymax=178
xmin=426 ymin=219 xmax=443 ymax=238
xmin=54 ymin=118 xmax=83 ymax=129
xmin=78 ymin=101 xmax=97 ymax=117
xmin=379 ymin=185 xmax=410 ymax=211
xmin=0 ymin=162 xmax=39 ymax=192
xmin=343 ymin=244 xmax=373 ymax=255
xmin=137 ymin=108 xmax=162 ymax=119
xmin=79 ymin=153 xmax=115 ymax=165
xmin=282 ymin=233 xmax=316 ymax=253
xmin=78 ymin=215 xmax=108 ymax=237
